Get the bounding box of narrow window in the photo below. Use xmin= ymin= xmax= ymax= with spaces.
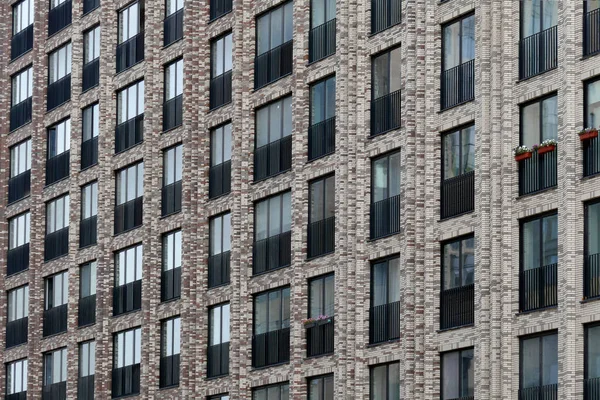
xmin=6 ymin=359 xmax=28 ymax=397
xmin=79 ymin=261 xmax=97 ymax=327
xmin=164 ymin=59 xmax=183 ymax=130
xmin=112 ymin=327 xmax=141 ymax=397
xmin=113 ymin=244 xmax=143 ymax=315
xmin=308 ymin=76 xmax=336 ymax=159
xmin=160 ymin=317 xmax=181 ymax=387
xmin=254 ymin=96 xmax=293 ymax=181
xmin=253 ymin=287 xmax=290 ymax=367
xmin=81 ymin=103 xmax=99 ymax=169
xmin=253 ymin=192 xmax=292 ymax=274
xmin=209 ymin=213 xmax=231 ymax=287
xmin=370 ymin=256 xmax=400 ymax=344
xmin=43 ymin=348 xmax=67 ymax=393
xmin=208 ymin=303 xmax=230 ymax=377
xmin=308 ymin=374 xmax=334 ymax=400
xmin=308 ymin=175 xmax=335 ymax=258
xmin=370 ymin=362 xmax=400 ymax=400
xmin=441 ymin=348 xmax=474 ymax=399
xmin=210 ymin=33 xmax=232 ymax=110
xmin=45 ymin=194 xmax=70 ymax=261
xmin=162 ymin=144 xmax=182 ymax=215
xmin=209 ymin=122 xmax=232 ymax=198
xmin=162 ymin=230 xmax=182 ymax=300
xmin=80 ymin=181 xmax=98 ymax=248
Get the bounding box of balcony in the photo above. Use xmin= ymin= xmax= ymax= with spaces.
xmin=585 ymin=8 xmax=600 ymax=57
xmin=43 ymin=304 xmax=67 ymax=337
xmin=308 ymin=216 xmax=335 ymax=258
xmin=518 ymin=384 xmax=557 ymax=400
xmin=6 ymin=317 xmax=28 ymax=348
xmin=6 ymin=392 xmax=27 ymax=400
xmin=48 ymin=0 xmax=72 ymax=36
xmin=254 ymin=135 xmax=292 ymax=181
xmin=369 ymin=300 xmax=400 ymax=344
xmin=370 ymin=194 xmax=400 ymax=239
xmin=80 ymin=216 xmax=97 ymax=248
xmin=207 ymin=342 xmax=229 ymax=378
xmin=441 ymin=59 xmax=474 ymax=110
xmin=209 ymin=160 xmax=231 ymax=199
xmin=252 ymin=327 xmax=290 ymax=368
xmin=11 ymin=25 xmax=33 ymax=60
xmin=47 ymin=75 xmax=71 ymax=111
xmin=113 ymin=280 xmax=142 ymax=316
xmin=306 ymin=317 xmax=334 ymax=357
xmin=441 ymin=170 xmax=475 ymax=219
xmin=585 ymin=253 xmax=600 ymax=300
xmin=518 ymin=148 xmax=557 ymax=196
xmin=210 ymin=0 xmax=232 ymax=21
xmin=114 ymin=197 xmax=143 ymax=235
xmin=208 ymin=251 xmax=230 ymax=288
xmin=78 ymin=294 xmax=96 ymax=327
xmin=253 ymin=231 xmax=292 ymax=275
xmin=162 ymin=180 xmax=182 ymax=216
xmin=308 ymin=117 xmax=335 ymax=160
xmin=8 ymin=170 xmax=30 ymax=204
xmin=440 ymin=284 xmax=474 ymax=330
xmin=115 ymin=114 xmax=144 ymax=153
xmin=210 ymin=71 xmax=232 ymax=110
xmin=112 ymin=364 xmax=140 ymax=398
xmin=42 ymin=382 xmax=67 ymax=400
xmin=519 ymin=263 xmax=558 ymax=312
xmin=83 ymin=0 xmax=99 ymax=14
xmin=44 ymin=227 xmax=69 ymax=261
xmin=10 ymin=97 xmax=32 ymax=132
xmin=161 ymin=267 xmax=181 ymax=301
xmin=519 ymin=26 xmax=558 ymax=80
xmin=371 ymin=89 xmax=401 ymax=136
xmin=163 ymin=94 xmax=183 ymax=131
xmin=164 ymin=9 xmax=183 ymax=47
xmin=160 ymin=354 xmax=180 ymax=388
xmin=81 ymin=137 xmax=98 ymax=170
xmin=45 ymin=151 xmax=70 ymax=186
xmin=82 ymin=58 xmax=100 ymax=92
xmin=586 ymin=377 xmax=600 ymax=400
xmin=371 ymin=0 xmax=401 ymax=34
xmin=254 ymin=40 xmax=293 ymax=90
xmin=78 ymin=375 xmax=95 ymax=400
xmin=309 ymin=19 xmax=336 ymax=63
xmin=583 ymin=136 xmax=600 ymax=177
xmin=7 ymin=243 xmax=29 ymax=276
xmin=116 ymin=32 xmax=144 ymax=73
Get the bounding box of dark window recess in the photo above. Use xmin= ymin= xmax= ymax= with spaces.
xmin=115 ymin=114 xmax=144 ymax=153
xmin=113 ymin=280 xmax=142 ymax=315
xmin=583 ymin=79 xmax=600 ymax=177
xmin=6 ymin=317 xmax=28 ymax=348
xmin=441 ymin=15 xmax=475 ymax=110
xmin=161 ymin=267 xmax=181 ymax=301
xmin=210 ymin=33 xmax=232 ymax=110
xmin=81 ymin=137 xmax=98 ymax=170
xmin=114 ymin=196 xmax=143 ymax=234
xmin=307 ymin=274 xmax=335 ymax=358
xmin=253 ymin=287 xmax=290 ymax=368
xmin=47 ymin=75 xmax=71 ymax=111
xmin=518 ymin=148 xmax=557 ymax=196
xmin=6 ymin=393 xmax=27 ymax=400
xmin=162 ymin=230 xmax=182 ymax=301
xmin=208 ymin=342 xmax=229 ymax=377
xmin=440 ymin=236 xmax=474 ymax=330
xmin=370 ymin=151 xmax=400 ymax=239
xmin=253 ymin=193 xmax=291 ymax=274
xmin=160 ymin=317 xmax=180 ymax=387
xmin=210 ymin=70 xmax=232 ymax=110
xmin=160 ymin=354 xmax=180 ymax=388
xmin=370 ymin=257 xmax=400 ymax=344
xmin=7 ymin=243 xmax=29 ymax=276
xmin=79 ymin=216 xmax=97 ymax=248
xmin=309 ymin=0 xmax=336 ymax=63
xmin=254 ymin=135 xmax=292 ymax=181
xmin=11 ymin=25 xmax=33 ymax=60
xmin=48 ymin=0 xmax=72 ymax=36
xmin=43 ymin=304 xmax=67 ymax=337
xmin=164 ymin=8 xmax=183 ymax=46
xmin=82 ymin=58 xmax=99 ymax=92
xmin=371 ymin=0 xmax=401 ymax=34
xmin=162 ymin=180 xmax=181 ymax=216
xmin=254 ymin=41 xmax=293 ymax=89
xmin=83 ymin=0 xmax=99 ymax=14
xmin=45 ymin=227 xmax=68 ymax=261
xmin=519 ymin=332 xmax=558 ymax=400
xmin=586 ymin=201 xmax=600 ymax=300
xmin=162 ymin=144 xmax=182 ymax=216
xmin=45 ymin=151 xmax=69 ymax=186
xmin=371 ymin=89 xmax=401 ymax=136
xmin=8 ymin=170 xmax=30 ymax=204
xmin=371 ymin=47 xmax=401 ymax=136
xmin=210 ymin=123 xmax=232 ymax=198
xmin=208 ymin=303 xmax=230 ymax=378
xmin=252 ymin=327 xmax=291 ymax=368
xmin=42 ymin=382 xmax=67 ymax=400
xmin=78 ymin=294 xmax=96 ymax=327
xmin=253 ymin=231 xmax=292 ymax=275
xmin=163 ymin=94 xmax=183 ymax=131
xmin=116 ymin=32 xmax=144 ymax=73
xmin=209 ymin=160 xmax=231 ymax=198
xmin=519 ymin=1 xmax=557 ymax=80
xmin=441 ymin=125 xmax=475 ymax=219
xmin=112 ymin=364 xmax=140 ymax=398
xmin=209 ymin=214 xmax=231 ymax=287
xmin=308 ymin=176 xmax=335 ymax=258
xmin=585 ymin=3 xmax=600 ymax=57
xmin=370 ymin=362 xmax=400 ymax=400
xmin=78 ymin=375 xmax=94 ymax=400
xmin=441 ymin=348 xmax=474 ymax=400
xmin=10 ymin=97 xmax=32 ymax=132
xmin=309 ymin=76 xmax=336 ymax=160
xmin=210 ymin=0 xmax=232 ymax=20
xmin=586 ymin=324 xmax=600 ymax=400
xmin=306 ymin=317 xmax=334 ymax=357
xmin=208 ymin=251 xmax=230 ymax=288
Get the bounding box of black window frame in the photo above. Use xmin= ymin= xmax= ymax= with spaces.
xmin=307 ymin=373 xmax=334 ymax=400
xmin=160 ymin=316 xmax=181 ymax=388
xmin=308 ymin=273 xmax=334 ymax=318
xmin=253 ymin=286 xmax=291 ymax=335
xmin=209 ymin=121 xmax=232 ymax=198
xmin=371 ymin=45 xmax=401 ymax=102
xmin=43 ymin=347 xmax=67 ymax=387
xmin=440 ymin=347 xmax=474 ymax=400
xmin=251 ymin=381 xmax=290 ymax=400
xmin=519 ymin=93 xmax=558 ymax=147
xmin=6 ymin=358 xmax=28 ymax=396
xmin=519 ymin=330 xmax=558 ymax=391
xmin=369 ymin=361 xmax=400 ymax=400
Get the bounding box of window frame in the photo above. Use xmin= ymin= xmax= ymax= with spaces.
xmin=254 ymin=191 xmax=292 ymax=242
xmin=441 ymin=234 xmax=475 ymax=291
xmin=12 ymin=0 xmax=34 ymax=35
xmin=308 ymin=174 xmax=335 ymax=224
xmin=162 ymin=229 xmax=182 ymax=272
xmin=255 ymin=95 xmax=293 ymax=149
xmin=114 ymin=243 xmax=143 ymax=286
xmin=161 ymin=316 xmax=181 ymax=357
xmin=81 ymin=181 xmax=98 ymax=220
xmin=441 ymin=124 xmax=475 ymax=181
xmin=519 ymin=211 xmax=558 ymax=272
xmin=117 ymin=79 xmax=145 ymax=124
xmin=162 ymin=144 xmax=183 ymax=187
xmin=113 ymin=327 xmax=142 ymax=369
xmin=82 ymin=102 xmax=99 ymax=142
xmin=585 ymin=76 xmax=600 ymax=129
xmin=309 ymin=74 xmax=336 ymax=126
xmin=165 ymin=0 xmax=183 ymax=17
xmin=371 ymin=46 xmax=401 ymax=100
xmin=46 ymin=194 xmax=70 ymax=235
xmin=47 ymin=118 xmax=71 ymax=159
xmin=43 ymin=347 xmax=67 ymax=386
xmin=10 ymin=138 xmax=32 ymax=178
xmin=519 ymin=93 xmax=558 ymax=147
xmin=116 ymin=162 xmax=144 ymax=205
xmin=440 ymin=347 xmax=474 ymax=399
xmin=118 ymin=2 xmax=142 ymax=43
xmin=369 ymin=361 xmax=400 ymax=400
xmin=11 ymin=66 xmax=33 ymax=106
xmin=585 ymin=322 xmax=600 ymax=382
xmin=307 ymin=373 xmax=334 ymax=400
xmin=44 ymin=271 xmax=68 ymax=310
xmin=310 ymin=0 xmax=335 ymax=29
xmin=80 ymin=260 xmax=97 ymax=299
xmin=7 ymin=285 xmax=29 ymax=322
xmin=519 ymin=330 xmax=558 ymax=390
xmin=370 ymin=255 xmax=401 ymax=308
xmin=48 ymin=42 xmax=72 ymax=84
xmin=308 ymin=273 xmax=334 ymax=318
xmin=209 ymin=302 xmax=230 ymax=346
xmin=210 ymin=121 xmax=232 ymax=167
xmin=253 ymin=286 xmax=291 ymax=335
xmin=371 ymin=149 xmax=401 ymax=204
xmin=83 ymin=25 xmax=100 ymax=65
xmin=209 ymin=212 xmax=231 ymax=256
xmin=251 ymin=381 xmax=290 ymax=400
xmin=6 ymin=358 xmax=28 ymax=395
xmin=441 ymin=13 xmax=475 ymax=73
xmin=164 ymin=58 xmax=183 ymax=101
xmin=520 ymin=0 xmax=558 ymax=39
xmin=255 ymin=1 xmax=293 ymax=56
xmin=79 ymin=340 xmax=96 ymax=378
xmin=210 ymin=32 xmax=233 ymax=79
xmin=8 ymin=211 xmax=30 ymax=250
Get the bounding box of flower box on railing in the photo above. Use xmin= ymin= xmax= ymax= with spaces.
xmin=515 ymin=151 xmax=532 ymax=162
xmin=537 ymin=145 xmax=555 ymax=155
xmin=533 ymin=139 xmax=557 ymax=155
xmin=580 ymin=128 xmax=599 ymax=141
xmin=302 ymin=315 xmax=332 ymax=329
xmin=513 ymin=145 xmax=532 ymax=162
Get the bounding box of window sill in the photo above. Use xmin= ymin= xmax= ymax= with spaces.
xmin=41 ymin=330 xmax=68 ymax=340
xmin=10 ymin=48 xmax=32 ymax=64
xmin=47 ymin=23 xmax=72 ymax=39
xmin=77 ymin=321 xmax=96 ymax=329
xmin=46 ymin=99 xmax=72 ymax=114
xmin=367 ymin=230 xmax=402 ymax=242
xmin=438 ymin=209 xmax=474 ymax=222
xmin=251 ymin=361 xmax=290 ymax=371
xmin=78 ymin=242 xmax=98 ymax=251
xmin=114 ymin=140 xmax=144 ymax=156
xmin=44 ymin=253 xmax=69 ymax=263
xmin=253 ymin=72 xmax=293 ymax=93
xmin=438 ymin=98 xmax=474 ymax=114
xmin=208 ymin=190 xmax=232 ymax=201
xmin=160 ymin=296 xmax=181 ymax=304
xmin=306 ymin=250 xmax=335 ymax=262
xmin=80 ymin=162 xmax=99 ymax=173
xmin=307 ymin=150 xmax=335 ymax=164
xmin=112 ymin=308 xmax=142 ymax=318
xmin=515 ymin=305 xmax=557 ymax=316
xmin=368 ymin=20 xmax=402 ymax=37
xmin=6 ymin=268 xmax=29 ymax=278
xmin=116 ymin=59 xmax=145 ymax=76
xmin=369 ymin=125 xmax=402 ymax=139
xmin=208 ymin=10 xmax=232 ymax=24
xmin=367 ymin=338 xmax=400 ymax=348
xmin=307 ymin=51 xmax=336 ymax=66
xmin=160 ymin=209 xmax=182 ymax=219
xmin=162 ymin=122 xmax=183 ymax=135
xmin=516 ymin=66 xmax=558 ymax=83
xmin=205 ymin=373 xmax=229 ymax=381
xmin=163 ymin=36 xmax=183 ymax=50
xmin=581 ymin=296 xmax=600 ymax=304
xmin=306 ymin=351 xmax=334 ymax=360
xmin=251 ymin=264 xmax=290 ymax=278
xmin=251 ymin=168 xmax=292 ymax=185
xmin=7 ymin=194 xmax=31 ymax=206
xmin=437 ymin=323 xmax=474 ymax=333
xmin=208 ymin=282 xmax=230 ymax=290
xmin=81 ymin=82 xmax=99 ymax=94
xmin=516 ymin=185 xmax=557 ymax=200
xmin=113 ymin=224 xmax=143 ymax=237
xmin=9 ymin=119 xmax=32 ymax=134
xmin=81 ymin=5 xmax=100 ymax=17
xmin=208 ymin=100 xmax=233 ymax=114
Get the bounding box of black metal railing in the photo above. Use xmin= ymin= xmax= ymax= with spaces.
xmin=440 ymin=283 xmax=474 ymax=330
xmin=115 ymin=114 xmax=144 ymax=153
xmin=161 ymin=267 xmax=181 ymax=301
xmin=114 ymin=196 xmax=143 ymax=234
xmin=370 ymin=194 xmax=400 ymax=239
xmin=207 ymin=342 xmax=229 ymax=378
xmin=369 ymin=300 xmax=400 ymax=344
xmin=42 ymin=381 xmax=67 ymax=400
xmin=164 ymin=9 xmax=183 ymax=46
xmin=519 ymin=263 xmax=558 ymax=312
xmin=48 ymin=0 xmax=72 ymax=36
xmin=162 ymin=180 xmax=182 ymax=216
xmin=43 ymin=304 xmax=67 ymax=337
xmin=10 ymin=97 xmax=32 ymax=132
xmin=584 ymin=136 xmax=600 ymax=177
xmin=586 ymin=377 xmax=600 ymax=400
xmin=44 ymin=227 xmax=69 ymax=261
xmin=308 ymin=117 xmax=335 ymax=160
xmin=81 ymin=137 xmax=98 ymax=170
xmin=160 ymin=354 xmax=180 ymax=388
xmin=441 ymin=59 xmax=474 ymax=110
xmin=308 ymin=216 xmax=335 ymax=258
xmin=209 ymin=160 xmax=231 ymax=199
xmin=7 ymin=391 xmax=28 ymax=400
xmin=82 ymin=58 xmax=100 ymax=92
xmin=47 ymin=75 xmax=71 ymax=111
xmin=210 ymin=71 xmax=232 ymax=110
xmin=8 ymin=170 xmax=30 ymax=204
xmin=519 ymin=26 xmax=558 ymax=80
xmin=252 ymin=327 xmax=290 ymax=368
xmin=306 ymin=317 xmax=334 ymax=357
xmin=253 ymin=231 xmax=292 ymax=275
xmin=116 ymin=32 xmax=144 ymax=73
xmin=7 ymin=243 xmax=29 ymax=276
xmin=11 ymin=25 xmax=33 ymax=60
xmin=113 ymin=280 xmax=142 ymax=316
xmin=45 ymin=151 xmax=70 ymax=186
xmin=78 ymin=294 xmax=96 ymax=327
xmin=585 ymin=8 xmax=600 ymax=57
xmin=441 ymin=171 xmax=475 ymax=219
xmin=210 ymin=0 xmax=232 ymax=20
xmin=371 ymin=89 xmax=401 ymax=136
xmin=309 ymin=19 xmax=336 ymax=63
xmin=111 ymin=364 xmax=140 ymax=398
xmin=163 ymin=94 xmax=183 ymax=131
xmin=254 ymin=135 xmax=292 ymax=181
xmin=208 ymin=251 xmax=230 ymax=288
xmin=518 ymin=148 xmax=557 ymax=196
xmin=78 ymin=375 xmax=95 ymax=400
xmin=371 ymin=0 xmax=401 ymax=34
xmin=518 ymin=384 xmax=558 ymax=400
xmin=585 ymin=253 xmax=600 ymax=300
xmin=254 ymin=40 xmax=293 ymax=90
xmin=83 ymin=0 xmax=99 ymax=14
xmin=6 ymin=317 xmax=28 ymax=348
xmin=79 ymin=216 xmax=97 ymax=248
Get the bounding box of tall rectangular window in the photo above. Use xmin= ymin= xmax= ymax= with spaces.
xmin=10 ymin=67 xmax=33 ymax=131
xmin=82 ymin=26 xmax=100 ymax=91
xmin=371 ymin=0 xmax=401 ymax=34
xmin=585 ymin=0 xmax=600 ymax=56
xmin=370 ymin=256 xmax=400 ymax=344
xmin=210 ymin=33 xmax=232 ymax=110
xmin=254 ymin=96 xmax=293 ymax=181
xmin=586 ymin=323 xmax=600 ymax=394
xmin=584 ymin=78 xmax=600 ymax=176
xmin=45 ymin=194 xmax=70 ymax=261
xmin=441 ymin=348 xmax=474 ymax=399
xmin=46 ymin=118 xmax=71 ymax=185
xmin=160 ymin=317 xmax=181 ymax=387
xmin=79 ymin=261 xmax=96 ymax=327
xmin=48 ymin=0 xmax=72 ymax=36
xmin=162 ymin=144 xmax=182 ymax=216
xmin=370 ymin=362 xmax=400 ymax=400
xmin=80 ymin=181 xmax=98 ymax=248
xmin=8 ymin=139 xmax=31 ymax=204
xmin=43 ymin=348 xmax=67 ymax=396
xmin=440 ymin=235 xmax=474 ymax=329
xmin=307 ymin=274 xmax=334 ymax=357
xmin=208 ymin=303 xmax=230 ymax=377
xmin=112 ymin=327 xmax=141 ymax=397
xmin=371 ymin=47 xmax=401 ymax=135
xmin=253 ymin=192 xmax=292 ymax=274
xmin=81 ymin=103 xmax=99 ymax=169
xmin=309 ymin=0 xmax=336 ymax=62
xmin=210 ymin=122 xmax=232 ymax=198
xmin=117 ymin=2 xmax=144 ymax=72
xmin=308 ymin=374 xmax=334 ymax=400
xmin=164 ymin=59 xmax=183 ymax=130
xmin=6 ymin=359 xmax=28 ymax=397
xmin=164 ymin=0 xmax=184 ymax=46
xmin=114 ymin=244 xmax=143 ymax=315
xmin=309 ymin=76 xmax=335 ymax=160
xmin=162 ymin=230 xmax=181 ymax=301
xmin=253 ymin=287 xmax=290 ymax=367
xmin=309 ymin=274 xmax=334 ymax=318
xmin=116 ymin=81 xmax=144 ymax=153
xmin=119 ymin=2 xmax=141 ymax=43
xmin=11 ymin=0 xmax=34 ymax=60
xmin=7 ymin=211 xmax=30 ymax=276
xmin=210 ymin=0 xmax=231 ymax=21
xmin=7 ymin=285 xmax=29 ymax=348
xmin=521 ymin=95 xmax=558 ymax=147
xmin=78 ymin=340 xmax=95 ymax=399
xmin=209 ymin=213 xmax=231 ymax=287
xmin=520 ymin=332 xmax=558 ymax=396
xmin=370 ymin=151 xmax=401 ymax=238
xmin=441 ymin=125 xmax=475 ymax=219
xmin=586 ymin=200 xmax=600 ymax=299
xmin=441 ymin=14 xmax=475 ymax=109
xmin=308 ymin=175 xmax=335 ymax=258
xmin=519 ymin=1 xmax=558 ymax=79
xmin=115 ymin=162 xmax=144 ymax=234
xmin=252 ymin=382 xmax=290 ymax=400
xmin=47 ymin=43 xmax=72 ymax=110
xmin=44 ymin=271 xmax=69 ymax=338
